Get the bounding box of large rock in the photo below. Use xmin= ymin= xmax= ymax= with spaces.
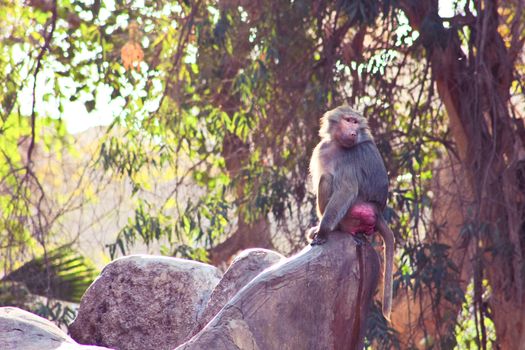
xmin=177 ymin=231 xmax=380 ymax=350
xmin=194 ymin=248 xmax=284 ymax=333
xmin=69 ymin=255 xmax=221 ymax=350
xmin=0 ymin=307 xmax=111 ymax=350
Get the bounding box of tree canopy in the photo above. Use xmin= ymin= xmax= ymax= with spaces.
xmin=1 ymin=0 xmax=524 ymax=348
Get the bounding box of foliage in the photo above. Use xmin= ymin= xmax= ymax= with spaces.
xmin=0 ymin=0 xmax=524 ymax=348
xmin=0 ymin=281 xmax=32 ymax=309
xmin=455 ymin=281 xmax=496 ymax=349
xmin=2 ymin=245 xmax=98 ymax=303
xmin=0 ymin=246 xmax=96 ymax=327
xmin=33 ymin=300 xmax=77 ymax=328
xmin=365 ymin=302 xmax=401 ymax=350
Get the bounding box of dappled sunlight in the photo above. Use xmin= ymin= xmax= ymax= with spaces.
xmin=1 ymin=1 xmax=524 ymax=349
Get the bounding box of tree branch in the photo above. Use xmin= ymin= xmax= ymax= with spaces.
xmin=26 ymin=0 xmax=58 ymax=169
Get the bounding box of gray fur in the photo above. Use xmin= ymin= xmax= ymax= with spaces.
xmin=313 ymin=138 xmax=388 ymax=233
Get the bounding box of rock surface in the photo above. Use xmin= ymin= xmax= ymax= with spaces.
xmin=0 ymin=307 xmax=111 ymax=350
xmin=69 ymin=255 xmax=221 ymax=350
xmin=194 ymin=248 xmax=284 ymax=334
xmin=177 ymin=231 xmax=380 ymax=350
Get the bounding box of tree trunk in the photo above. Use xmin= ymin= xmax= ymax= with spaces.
xmin=400 ymin=1 xmax=525 ymax=348
xmin=208 ymin=217 xmax=272 ymax=266
xmin=208 ymin=132 xmax=274 ymax=266
xmin=392 ymin=157 xmax=474 ymax=348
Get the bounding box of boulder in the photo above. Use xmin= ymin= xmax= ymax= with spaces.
xmin=0 ymin=306 xmax=111 ymax=350
xmin=194 ymin=248 xmax=284 ymax=334
xmin=177 ymin=231 xmax=380 ymax=350
xmin=69 ymin=255 xmax=221 ymax=350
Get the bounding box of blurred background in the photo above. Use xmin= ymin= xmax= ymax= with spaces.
xmin=0 ymin=0 xmax=524 ymax=348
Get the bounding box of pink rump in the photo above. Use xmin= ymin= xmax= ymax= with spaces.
xmin=340 ymin=202 xmax=377 ymax=235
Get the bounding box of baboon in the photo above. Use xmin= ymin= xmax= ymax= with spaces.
xmin=308 ymin=105 xmax=394 ymax=320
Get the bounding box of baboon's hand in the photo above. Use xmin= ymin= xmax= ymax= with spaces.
xmin=308 ymin=225 xmax=328 ymax=245
xmin=307 ymin=225 xmax=319 ymax=240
